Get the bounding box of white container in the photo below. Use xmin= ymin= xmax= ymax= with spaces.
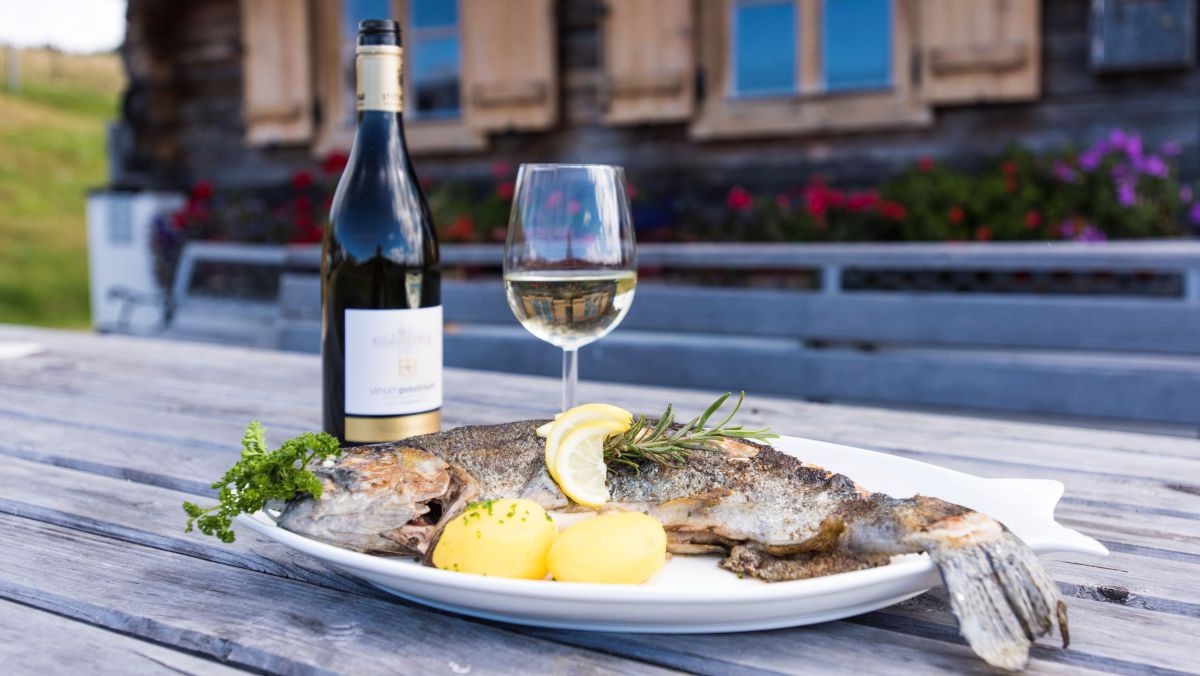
xmin=86 ymin=190 xmax=184 ymax=333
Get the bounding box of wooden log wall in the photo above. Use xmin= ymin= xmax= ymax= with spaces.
xmin=112 ymin=0 xmax=1200 ymax=194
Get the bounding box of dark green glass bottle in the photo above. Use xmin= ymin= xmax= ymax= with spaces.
xmin=322 ymin=19 xmax=441 ymax=445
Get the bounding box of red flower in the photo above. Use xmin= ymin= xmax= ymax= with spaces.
xmin=975 ymin=225 xmax=993 ymax=242
xmin=947 ymin=205 xmax=964 ymax=225
xmin=877 ymin=200 xmax=907 ymax=221
xmin=293 ymin=194 xmax=313 ymax=213
xmin=917 ymin=156 xmax=935 ymax=173
xmin=490 ymin=161 xmax=513 ymax=179
xmin=191 ymin=181 xmax=214 ymax=201
xmin=845 ymin=191 xmax=879 ymax=212
xmin=446 ymin=215 xmax=475 ymax=242
xmin=170 ymin=211 xmax=187 ymax=231
xmin=1000 ymin=160 xmax=1018 ymax=177
xmin=1005 ymin=177 xmax=1018 ymax=194
xmin=292 ymin=170 xmax=314 ymax=190
xmin=320 ymin=152 xmax=349 ymax=175
xmin=497 ymin=181 xmax=515 ymax=201
xmin=775 ymin=193 xmax=791 ymax=210
xmin=1024 ymin=210 xmax=1042 ymax=229
xmin=626 ymin=182 xmax=638 ymax=201
xmin=490 ymin=227 xmax=507 ymax=242
xmin=726 ymin=186 xmax=753 ymax=211
xmin=802 ymin=181 xmax=842 ymax=217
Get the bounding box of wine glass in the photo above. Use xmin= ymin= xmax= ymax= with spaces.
xmin=504 ymin=164 xmax=637 ymax=412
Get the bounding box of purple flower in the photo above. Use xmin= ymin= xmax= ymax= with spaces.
xmin=1076 ymin=226 xmax=1107 ymax=242
xmin=1116 ymin=181 xmax=1136 ymax=207
xmin=1142 ymin=155 xmax=1168 ymax=178
xmin=1180 ymin=186 xmax=1193 ymax=203
xmin=1058 ymin=221 xmax=1077 ymax=239
xmin=1160 ymin=141 xmax=1182 ymax=157
xmin=1123 ymin=133 xmax=1143 ymax=159
xmin=1190 ymin=202 xmax=1200 ymax=225
xmin=1080 ymin=148 xmax=1103 ymax=171
xmin=1108 ymin=129 xmax=1128 ymax=148
xmin=1051 ymin=160 xmax=1078 ymax=183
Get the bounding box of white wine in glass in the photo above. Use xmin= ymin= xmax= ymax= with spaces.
xmin=503 ymin=164 xmax=637 ymax=411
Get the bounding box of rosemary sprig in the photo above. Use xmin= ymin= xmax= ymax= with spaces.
xmin=603 ymin=392 xmax=778 ymax=471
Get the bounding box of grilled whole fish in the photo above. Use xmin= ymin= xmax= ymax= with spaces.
xmin=277 ymin=420 xmax=1067 ymax=670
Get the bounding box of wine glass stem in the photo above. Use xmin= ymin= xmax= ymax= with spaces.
xmin=562 ymin=347 xmax=578 ymax=411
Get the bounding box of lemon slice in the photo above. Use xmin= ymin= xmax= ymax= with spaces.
xmin=552 ymin=418 xmax=626 ymax=508
xmin=544 ymin=403 xmax=632 ymax=480
xmin=535 ymin=413 xmax=563 ymax=438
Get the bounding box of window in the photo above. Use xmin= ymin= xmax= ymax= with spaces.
xmin=732 ymin=1 xmax=797 ymax=96
xmin=728 ymin=0 xmax=891 ymax=98
xmin=694 ymin=0 xmax=930 ymax=139
xmin=408 ymin=0 xmax=462 ymax=117
xmin=823 ymin=0 xmax=891 ymax=91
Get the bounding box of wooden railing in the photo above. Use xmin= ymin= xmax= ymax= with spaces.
xmin=164 ymin=241 xmax=1200 ymax=427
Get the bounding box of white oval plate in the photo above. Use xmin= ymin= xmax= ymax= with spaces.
xmin=239 ymin=434 xmax=1107 ymax=633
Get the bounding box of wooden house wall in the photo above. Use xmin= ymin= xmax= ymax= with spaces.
xmin=113 ymin=0 xmax=1200 ymax=195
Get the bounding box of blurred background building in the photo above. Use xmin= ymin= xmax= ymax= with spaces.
xmin=113 ymin=0 xmax=1199 ymax=192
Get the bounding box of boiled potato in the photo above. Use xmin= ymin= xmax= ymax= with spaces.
xmin=548 ymin=512 xmax=667 ymax=584
xmin=432 ymin=499 xmax=558 ymax=579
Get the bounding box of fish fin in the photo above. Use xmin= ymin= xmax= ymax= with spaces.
xmin=929 ymin=529 xmax=1068 ymax=671
xmin=720 ymin=545 xmax=879 ymax=582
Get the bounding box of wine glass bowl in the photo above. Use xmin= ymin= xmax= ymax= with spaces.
xmin=503 ymin=164 xmax=637 ymax=410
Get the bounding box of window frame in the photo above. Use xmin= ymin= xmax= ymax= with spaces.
xmin=694 ymin=0 xmax=930 ymax=140
xmin=312 ymin=0 xmax=485 ymax=158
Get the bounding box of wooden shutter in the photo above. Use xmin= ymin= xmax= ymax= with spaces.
xmin=460 ymin=0 xmax=557 ymax=132
xmin=602 ymin=0 xmax=695 ymax=125
xmin=240 ymin=0 xmax=314 ymax=145
xmin=918 ymin=0 xmax=1041 ymax=104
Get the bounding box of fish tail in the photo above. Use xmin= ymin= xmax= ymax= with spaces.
xmin=928 ymin=527 xmax=1068 ymax=671
xmin=847 ymin=495 xmax=1067 ymax=670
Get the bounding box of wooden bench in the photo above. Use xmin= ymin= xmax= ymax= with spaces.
xmin=165 ymin=241 xmax=1200 ymax=428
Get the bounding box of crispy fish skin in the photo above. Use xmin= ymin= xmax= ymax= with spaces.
xmin=277 ymin=420 xmax=1067 ymax=671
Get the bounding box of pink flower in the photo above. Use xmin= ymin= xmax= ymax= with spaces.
xmin=567 ymin=199 xmax=581 ymax=215
xmin=726 ymin=186 xmax=753 ymax=211
xmin=626 ymin=182 xmax=638 ymax=201
xmin=545 ymin=191 xmax=564 ymax=209
xmin=1180 ymin=186 xmax=1193 ymax=203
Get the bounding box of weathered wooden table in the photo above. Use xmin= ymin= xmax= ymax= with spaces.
xmin=1 ymin=325 xmax=1196 ymax=675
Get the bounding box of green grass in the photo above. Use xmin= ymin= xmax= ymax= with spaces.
xmin=0 ymin=49 xmax=123 ymax=328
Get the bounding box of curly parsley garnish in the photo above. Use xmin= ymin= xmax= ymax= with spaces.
xmin=182 ymin=421 xmax=341 ymax=543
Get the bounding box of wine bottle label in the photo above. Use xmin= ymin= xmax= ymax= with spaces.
xmin=356 ymin=45 xmax=403 ymax=113
xmin=343 ymin=306 xmax=441 ymax=417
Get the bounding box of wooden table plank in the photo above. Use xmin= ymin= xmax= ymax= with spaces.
xmin=2 ymin=325 xmax=1199 ymax=674
xmin=0 ymin=599 xmax=250 ymax=675
xmin=0 ymin=514 xmax=677 ymax=676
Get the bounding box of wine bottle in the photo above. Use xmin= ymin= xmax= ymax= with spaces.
xmin=323 ymin=19 xmax=441 ymax=445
